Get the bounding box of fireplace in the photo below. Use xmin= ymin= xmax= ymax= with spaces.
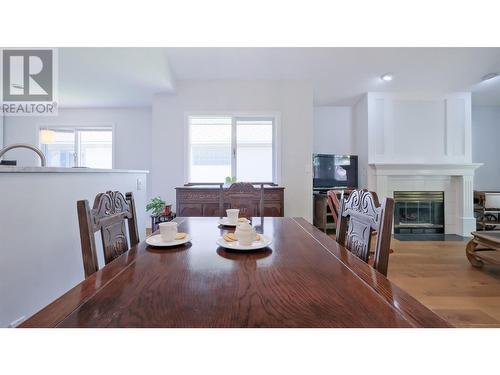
xmin=394 ymin=191 xmax=444 ymax=236
xmin=370 ymin=163 xmax=481 ymax=236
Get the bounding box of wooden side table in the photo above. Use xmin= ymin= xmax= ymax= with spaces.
xmin=313 ymin=193 xmax=335 ymax=233
xmin=466 ymin=231 xmax=500 ymax=267
xmin=313 ymin=190 xmax=353 ymax=233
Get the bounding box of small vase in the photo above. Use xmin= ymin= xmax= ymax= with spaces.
xmin=163 ymin=205 xmax=172 ymax=216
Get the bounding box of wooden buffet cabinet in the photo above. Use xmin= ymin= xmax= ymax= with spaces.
xmin=175 ymin=184 xmax=285 ymax=217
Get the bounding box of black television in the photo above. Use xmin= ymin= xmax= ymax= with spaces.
xmin=313 ymin=154 xmax=358 ymax=190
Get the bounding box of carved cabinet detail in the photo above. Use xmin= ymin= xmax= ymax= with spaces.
xmin=176 ymin=186 xmax=284 ymax=217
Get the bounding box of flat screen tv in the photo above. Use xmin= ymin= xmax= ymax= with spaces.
xmin=313 ymin=154 xmax=358 ymax=189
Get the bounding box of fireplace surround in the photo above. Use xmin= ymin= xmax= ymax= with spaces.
xmin=369 ymin=163 xmax=482 ymax=236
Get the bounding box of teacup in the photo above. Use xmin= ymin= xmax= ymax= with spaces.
xmin=235 ymin=222 xmax=256 ymax=246
xmin=159 ymin=221 xmax=178 ymax=242
xmin=226 ymin=209 xmax=240 ymax=225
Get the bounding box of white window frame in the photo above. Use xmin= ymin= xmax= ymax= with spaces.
xmin=37 ymin=124 xmax=116 ymax=168
xmin=184 ymin=112 xmax=281 ymax=184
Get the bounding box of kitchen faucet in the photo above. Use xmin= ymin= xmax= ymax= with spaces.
xmin=0 ymin=143 xmax=47 ymax=166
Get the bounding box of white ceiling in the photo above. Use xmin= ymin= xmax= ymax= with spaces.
xmin=58 ymin=47 xmax=500 ymax=107
xmin=59 ymin=48 xmax=174 ymax=107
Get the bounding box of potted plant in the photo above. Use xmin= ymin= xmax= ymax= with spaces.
xmin=146 ymin=196 xmax=167 ymax=217
xmin=224 ymin=176 xmax=237 ymax=187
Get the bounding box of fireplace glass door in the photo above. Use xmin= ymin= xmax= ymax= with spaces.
xmin=394 ymin=191 xmax=444 ymax=234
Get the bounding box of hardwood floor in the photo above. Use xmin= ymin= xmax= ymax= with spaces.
xmin=387 ymin=237 xmax=500 ymax=327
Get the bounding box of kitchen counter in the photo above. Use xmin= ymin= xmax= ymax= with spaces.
xmin=0 ymin=166 xmax=149 ymax=173
xmin=0 ymin=168 xmax=148 ymax=327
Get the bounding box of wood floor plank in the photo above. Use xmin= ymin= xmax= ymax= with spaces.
xmin=386 ymin=237 xmax=500 ymax=328
xmin=433 ymin=309 xmax=500 ymax=326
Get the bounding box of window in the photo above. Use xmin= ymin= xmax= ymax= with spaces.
xmin=189 ymin=117 xmax=232 ymax=182
xmin=39 ymin=127 xmax=113 ymax=168
xmin=187 ymin=115 xmax=276 ymax=183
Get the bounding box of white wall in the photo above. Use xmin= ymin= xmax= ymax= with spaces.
xmin=3 ymin=108 xmax=152 ymax=197
xmin=354 ymin=95 xmax=369 ymax=188
xmin=365 ymin=92 xmax=472 ymax=164
xmin=313 ymin=106 xmax=353 ymax=154
xmin=472 ymin=106 xmax=500 ymax=190
xmin=152 ymin=81 xmax=314 ymax=221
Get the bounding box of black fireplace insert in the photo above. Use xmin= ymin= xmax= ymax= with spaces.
xmin=394 ymin=191 xmax=444 ymax=238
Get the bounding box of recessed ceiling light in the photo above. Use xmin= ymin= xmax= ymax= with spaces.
xmin=380 ymin=73 xmax=394 ymax=82
xmin=481 ymin=73 xmax=499 ymax=82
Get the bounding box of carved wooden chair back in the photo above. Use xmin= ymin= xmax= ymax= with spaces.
xmin=221 ymin=183 xmax=264 ymax=218
xmin=77 ymin=191 xmax=139 ymax=278
xmin=336 ymin=189 xmax=394 ymax=276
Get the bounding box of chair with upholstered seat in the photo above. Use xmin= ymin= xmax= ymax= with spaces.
xmin=77 ymin=191 xmax=139 ymax=278
xmin=336 ymin=189 xmax=394 ymax=276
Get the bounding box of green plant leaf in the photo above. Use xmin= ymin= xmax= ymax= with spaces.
xmin=146 ymin=196 xmax=166 ymax=216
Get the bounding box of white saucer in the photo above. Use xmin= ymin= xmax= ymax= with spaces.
xmin=146 ymin=234 xmax=191 ymax=247
xmin=218 ymin=218 xmax=250 ymax=227
xmin=216 ymin=234 xmax=272 ymax=251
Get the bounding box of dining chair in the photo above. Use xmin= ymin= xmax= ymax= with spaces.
xmin=326 ymin=189 xmax=343 ymax=227
xmin=220 ymin=182 xmax=265 ymax=218
xmin=77 ymin=191 xmax=139 ymax=278
xmin=336 ymin=189 xmax=394 ymax=276
xmin=327 ymin=189 xmax=361 ymax=239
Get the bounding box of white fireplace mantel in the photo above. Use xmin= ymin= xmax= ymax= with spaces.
xmin=368 ymin=163 xmax=482 ymax=236
xmin=369 ymin=163 xmax=483 ymax=176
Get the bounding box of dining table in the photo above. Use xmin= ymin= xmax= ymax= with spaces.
xmin=20 ymin=217 xmax=450 ymax=328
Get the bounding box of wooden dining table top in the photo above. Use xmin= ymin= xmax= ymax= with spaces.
xmin=21 ymin=217 xmax=450 ymax=328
